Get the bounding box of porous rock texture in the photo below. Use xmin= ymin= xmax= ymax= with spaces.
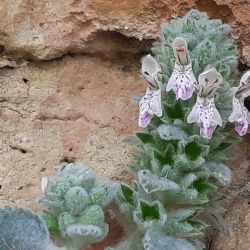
xmin=0 ymin=55 xmax=142 ymax=210
xmin=0 ymin=0 xmax=250 ymax=64
xmin=0 ymin=0 xmax=249 ymax=249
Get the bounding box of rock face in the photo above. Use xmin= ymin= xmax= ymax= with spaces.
xmin=0 ymin=55 xmax=142 ymax=210
xmin=0 ymin=0 xmax=250 ymax=63
xmin=0 ymin=1 xmax=249 ymax=250
xmin=211 ymin=136 xmax=250 ymax=250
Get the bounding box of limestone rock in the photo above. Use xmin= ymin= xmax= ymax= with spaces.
xmin=0 ymin=55 xmax=143 ymax=210
xmin=0 ymin=0 xmax=249 ymax=62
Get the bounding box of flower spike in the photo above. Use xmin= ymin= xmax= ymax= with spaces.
xmin=187 ymin=68 xmax=223 ymax=139
xmin=229 ymin=70 xmax=250 ymax=136
xmin=166 ymin=37 xmax=197 ymax=100
xmin=139 ymin=55 xmax=162 ymax=128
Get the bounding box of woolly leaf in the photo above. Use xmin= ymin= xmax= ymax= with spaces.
xmin=79 ymin=205 xmax=104 ymax=227
xmin=181 ymin=174 xmax=198 ymax=189
xmin=154 ymin=143 xmax=175 ymax=165
xmin=143 ymin=229 xmax=196 ymax=250
xmin=58 ymin=211 xmax=75 ymax=235
xmin=138 ymin=170 xmax=180 ymax=194
xmin=165 ymin=219 xmax=205 ymax=237
xmin=107 ymin=235 xmax=143 ymax=250
xmin=133 ymin=201 xmax=167 ymax=230
xmin=48 ymin=179 xmax=71 ymax=201
xmin=42 ymin=212 xmax=60 ymax=237
xmin=163 ymin=188 xmax=208 ymax=205
xmin=185 ymin=140 xmax=208 ymax=161
xmin=208 ymin=132 xmax=226 ymax=150
xmin=90 ymin=183 xmax=119 ymax=207
xmin=38 ymin=197 xmax=63 ymax=210
xmin=208 ymin=150 xmax=235 ymax=162
xmin=202 ymin=162 xmax=232 ymax=186
xmin=165 ymin=102 xmax=185 ymax=119
xmin=141 ymin=201 xmax=160 ymax=221
xmin=0 ymin=206 xmax=61 ymax=250
xmin=174 ymin=153 xmax=205 ymax=170
xmin=65 ymin=223 xmax=108 ymax=248
xmin=59 ymin=162 xmax=96 ymax=190
xmin=121 ymin=184 xmax=135 ymax=205
xmin=136 ymin=132 xmax=155 ymax=144
xmin=168 ymin=208 xmax=199 ymax=221
xmin=65 ymin=187 xmax=90 ymax=215
xmin=193 ymin=179 xmax=214 ymax=195
xmin=157 ymin=124 xmax=187 ymax=141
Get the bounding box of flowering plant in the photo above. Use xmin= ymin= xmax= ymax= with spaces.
xmin=38 ymin=162 xmax=119 ymax=250
xmin=112 ymin=10 xmax=247 ymax=250
xmin=5 ymin=9 xmax=247 ymax=250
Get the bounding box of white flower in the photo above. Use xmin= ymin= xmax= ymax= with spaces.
xmin=187 ymin=96 xmax=222 ymax=139
xmin=139 ymin=88 xmax=162 ymax=128
xmin=166 ymin=37 xmax=197 ymax=100
xmin=187 ymin=68 xmax=223 ymax=139
xmin=139 ymin=54 xmax=162 ymax=128
xmin=229 ymin=70 xmax=250 ymax=136
xmin=141 ymin=54 xmax=161 ymax=89
xmin=198 ymin=68 xmax=222 ymax=98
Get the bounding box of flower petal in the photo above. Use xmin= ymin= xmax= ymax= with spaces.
xmin=141 ymin=54 xmax=160 ymax=76
xmin=141 ymin=55 xmax=161 ymax=88
xmin=235 ymin=70 xmax=250 ymax=99
xmin=235 ymin=122 xmax=248 ymax=136
xmin=213 ymin=106 xmax=223 ymax=126
xmin=229 ymin=71 xmax=250 ymax=136
xmin=200 ymin=124 xmax=216 ymax=139
xmin=150 ymin=89 xmax=163 ymax=117
xmin=187 ymin=96 xmax=222 ymax=139
xmin=198 ymin=68 xmax=222 ymax=98
xmin=187 ymin=103 xmax=200 ymax=124
xmin=166 ymin=62 xmax=196 ymax=100
xmin=138 ymin=88 xmax=162 ymax=128
xmin=139 ymin=112 xmax=154 ymax=128
xmin=229 ymin=96 xmax=243 ymax=122
xmin=173 ymin=37 xmax=189 ymax=65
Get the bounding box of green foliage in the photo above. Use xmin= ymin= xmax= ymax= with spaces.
xmin=144 ymin=229 xmax=196 ymax=250
xmin=42 ymin=212 xmax=61 ymax=237
xmin=38 ymin=162 xmax=118 ymax=250
xmin=157 ymin=124 xmax=188 ymax=141
xmin=113 ymin=9 xmax=238 ymax=250
xmin=0 ymin=206 xmax=62 ymax=250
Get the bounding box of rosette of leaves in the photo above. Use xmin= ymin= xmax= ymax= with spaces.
xmin=38 ymin=162 xmax=119 ymax=250
xmin=111 ymin=180 xmax=206 ymax=250
xmin=119 ymin=10 xmax=240 ymax=250
xmin=0 ymin=206 xmax=63 ymax=250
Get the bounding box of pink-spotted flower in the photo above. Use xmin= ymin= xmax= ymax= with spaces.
xmin=139 ymin=55 xmax=162 ymax=128
xmin=166 ymin=37 xmax=197 ymax=100
xmin=229 ymin=70 xmax=250 ymax=136
xmin=187 ymin=68 xmax=223 ymax=139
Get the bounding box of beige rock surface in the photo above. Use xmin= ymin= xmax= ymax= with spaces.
xmin=0 ymin=0 xmax=249 ymax=249
xmin=0 ymin=0 xmax=250 ymax=63
xmin=210 ymin=135 xmax=250 ymax=250
xmin=0 ymin=55 xmax=142 ymax=211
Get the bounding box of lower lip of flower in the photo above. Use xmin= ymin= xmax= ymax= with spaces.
xmin=235 ymin=122 xmax=247 ymax=136
xmin=199 ymin=124 xmax=215 ymax=139
xmin=206 ymin=126 xmax=215 ymax=138
xmin=141 ymin=112 xmax=153 ymax=125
